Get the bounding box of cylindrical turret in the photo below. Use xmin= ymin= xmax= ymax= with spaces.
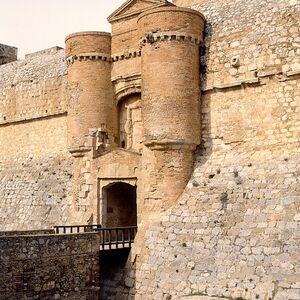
xmin=138 ymin=7 xmax=205 ymax=150
xmin=138 ymin=7 xmax=205 ymax=213
xmin=65 ymin=31 xmax=117 ymax=152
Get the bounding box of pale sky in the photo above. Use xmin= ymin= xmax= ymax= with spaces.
xmin=0 ymin=0 xmax=125 ymax=58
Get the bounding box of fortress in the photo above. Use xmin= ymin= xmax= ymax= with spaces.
xmin=0 ymin=0 xmax=299 ymax=299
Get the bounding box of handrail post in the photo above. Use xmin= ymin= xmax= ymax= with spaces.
xmin=128 ymin=228 xmax=131 ymax=248
xmin=109 ymin=229 xmax=111 ymax=250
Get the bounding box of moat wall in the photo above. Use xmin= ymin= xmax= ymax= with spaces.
xmin=0 ymin=232 xmax=100 ymax=300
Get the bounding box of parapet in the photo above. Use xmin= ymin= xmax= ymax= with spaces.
xmin=65 ymin=31 xmax=112 ymax=61
xmin=24 ymin=46 xmax=63 ymax=59
xmin=138 ymin=6 xmax=205 ymax=40
xmin=0 ymin=43 xmax=17 ymax=65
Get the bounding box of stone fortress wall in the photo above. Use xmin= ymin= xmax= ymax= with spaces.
xmin=0 ymin=230 xmax=100 ymax=300
xmin=0 ymin=0 xmax=299 ymax=299
xmin=120 ymin=0 xmax=300 ymax=299
xmin=0 ymin=47 xmax=72 ymax=230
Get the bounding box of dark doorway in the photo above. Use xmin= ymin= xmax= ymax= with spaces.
xmin=105 ymin=182 xmax=137 ymax=228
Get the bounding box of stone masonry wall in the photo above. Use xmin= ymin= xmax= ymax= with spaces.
xmin=0 ymin=47 xmax=67 ymax=123
xmin=0 ymin=154 xmax=73 ymax=231
xmin=0 ymin=232 xmax=100 ymax=300
xmin=0 ymin=48 xmax=72 ymax=230
xmin=122 ymin=0 xmax=300 ymax=299
xmin=179 ymin=0 xmax=300 ymax=90
xmin=130 ymin=145 xmax=299 ymax=300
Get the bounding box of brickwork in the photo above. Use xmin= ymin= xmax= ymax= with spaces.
xmin=66 ymin=32 xmax=118 ymax=151
xmin=0 ymin=155 xmax=73 ymax=231
xmin=127 ymin=146 xmax=300 ymax=299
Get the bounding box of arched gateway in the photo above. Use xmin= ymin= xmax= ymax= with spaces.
xmin=102 ymin=182 xmax=137 ymax=228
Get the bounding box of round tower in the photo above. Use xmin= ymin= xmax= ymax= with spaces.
xmin=138 ymin=7 xmax=205 ymax=150
xmin=138 ymin=7 xmax=205 ymax=211
xmin=65 ymin=31 xmax=117 ymax=152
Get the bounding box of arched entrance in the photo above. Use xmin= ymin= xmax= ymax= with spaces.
xmin=103 ymin=182 xmax=137 ymax=227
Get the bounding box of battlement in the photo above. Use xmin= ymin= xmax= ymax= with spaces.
xmin=0 ymin=43 xmax=17 ymax=65
xmin=24 ymin=46 xmax=63 ymax=59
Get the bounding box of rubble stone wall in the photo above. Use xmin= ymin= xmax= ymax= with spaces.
xmin=121 ymin=0 xmax=300 ymax=299
xmin=0 ymin=232 xmax=100 ymax=300
xmin=0 ymin=47 xmax=72 ymax=231
xmin=0 ymin=47 xmax=67 ymax=124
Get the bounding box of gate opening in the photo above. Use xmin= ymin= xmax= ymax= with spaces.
xmin=104 ymin=182 xmax=137 ymax=228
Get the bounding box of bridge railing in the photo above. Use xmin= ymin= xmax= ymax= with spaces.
xmin=53 ymin=225 xmax=138 ymax=250
xmin=99 ymin=226 xmax=138 ymax=250
xmin=54 ymin=224 xmax=102 ymax=234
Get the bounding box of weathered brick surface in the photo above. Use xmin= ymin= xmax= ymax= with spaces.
xmin=0 ymin=47 xmax=67 ymax=124
xmin=127 ymin=147 xmax=300 ymax=299
xmin=65 ymin=32 xmax=117 ymax=151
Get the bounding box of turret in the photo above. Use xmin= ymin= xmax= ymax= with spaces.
xmin=138 ymin=7 xmax=205 ymax=211
xmin=65 ymin=31 xmax=117 ymax=154
xmin=138 ymin=7 xmax=204 ymax=150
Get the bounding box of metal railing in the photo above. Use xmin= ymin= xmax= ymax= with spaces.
xmin=99 ymin=226 xmax=138 ymax=251
xmin=54 ymin=224 xmax=102 ymax=234
xmin=53 ymin=224 xmax=138 ymax=250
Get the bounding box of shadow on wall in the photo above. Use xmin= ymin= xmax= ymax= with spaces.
xmin=196 ymin=20 xmax=213 ymax=164
xmin=99 ymin=249 xmax=136 ymax=300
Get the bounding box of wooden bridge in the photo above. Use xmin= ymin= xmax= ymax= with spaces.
xmin=54 ymin=225 xmax=138 ymax=251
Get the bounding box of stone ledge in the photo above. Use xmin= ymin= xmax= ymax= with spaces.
xmin=111 ymin=50 xmax=141 ymax=62
xmin=202 ymin=68 xmax=300 ymax=92
xmin=0 ymin=111 xmax=67 ymax=127
xmin=140 ymin=31 xmax=203 ymax=48
xmin=202 ymin=77 xmax=260 ymax=92
xmin=66 ymin=52 xmax=111 ymax=65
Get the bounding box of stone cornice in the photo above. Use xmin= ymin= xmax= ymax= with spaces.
xmin=0 ymin=111 xmax=67 ymax=127
xmin=202 ymin=69 xmax=300 ymax=92
xmin=107 ymin=0 xmax=172 ymax=23
xmin=115 ymin=84 xmax=142 ymax=103
xmin=144 ymin=139 xmax=197 ymax=150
